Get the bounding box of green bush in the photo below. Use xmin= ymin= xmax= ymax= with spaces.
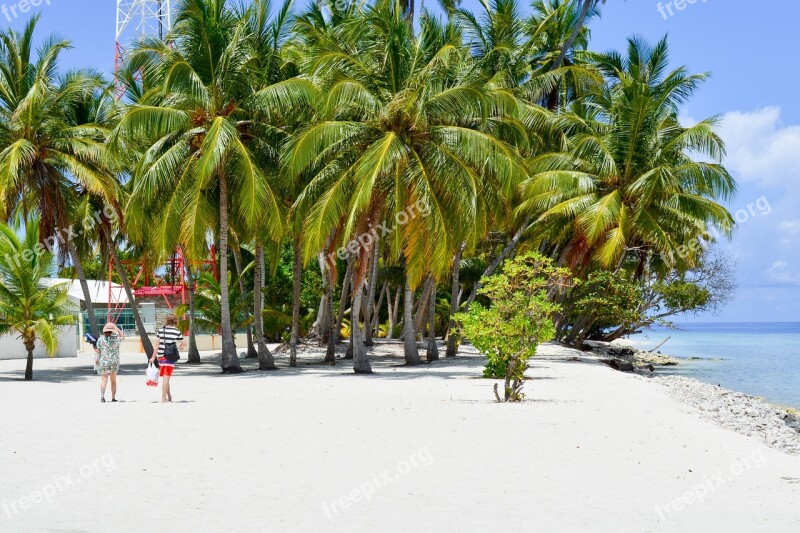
xmin=457 ymin=252 xmax=570 ymax=402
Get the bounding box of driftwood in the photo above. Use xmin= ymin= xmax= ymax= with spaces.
xmin=649 ymin=336 xmax=671 ymax=353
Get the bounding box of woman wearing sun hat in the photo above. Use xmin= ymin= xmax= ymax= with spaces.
xmin=95 ymin=322 xmax=125 ymax=402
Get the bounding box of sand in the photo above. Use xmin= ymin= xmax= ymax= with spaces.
xmin=1 ymin=340 xmax=799 ymax=532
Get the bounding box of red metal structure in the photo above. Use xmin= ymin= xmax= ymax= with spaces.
xmin=107 ymin=247 xmax=218 ymax=322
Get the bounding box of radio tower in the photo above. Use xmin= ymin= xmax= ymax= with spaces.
xmin=114 ymin=0 xmax=173 ymax=98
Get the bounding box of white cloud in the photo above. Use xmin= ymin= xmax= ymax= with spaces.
xmin=678 ymin=109 xmax=698 ymax=127
xmin=779 ymin=220 xmax=800 ymax=245
xmin=718 ymin=107 xmax=800 ymax=186
xmin=779 ymin=220 xmax=800 ymax=235
xmin=681 ymin=106 xmax=800 ymax=297
xmin=765 ymin=260 xmax=800 ymax=285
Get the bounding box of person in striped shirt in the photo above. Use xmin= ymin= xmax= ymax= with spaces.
xmin=149 ymin=314 xmax=185 ymax=403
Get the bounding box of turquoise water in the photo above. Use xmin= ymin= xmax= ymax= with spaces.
xmin=630 ymin=323 xmax=800 ymax=408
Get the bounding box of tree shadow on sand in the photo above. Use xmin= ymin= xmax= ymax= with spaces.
xmin=0 ymin=367 xmax=96 ymax=383
xmin=0 ymin=341 xmax=564 ymax=384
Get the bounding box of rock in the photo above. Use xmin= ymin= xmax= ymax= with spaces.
xmin=582 ymin=340 xmax=680 ymax=367
xmin=584 ymin=341 xmax=636 ymax=359
xmin=602 ymin=358 xmax=635 ymax=372
xmin=783 ymin=412 xmax=800 ymax=433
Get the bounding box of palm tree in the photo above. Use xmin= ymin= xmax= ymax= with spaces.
xmin=0 ymin=17 xmax=121 ymax=338
xmin=246 ymin=0 xmax=305 ymax=368
xmin=287 ymin=2 xmax=526 ymax=370
xmin=456 ymin=0 xmax=530 ymax=89
xmin=176 ymin=271 xmax=251 ymax=335
xmin=113 ymin=0 xmax=298 ymax=373
xmin=444 ymin=242 xmax=464 ymax=357
xmin=253 ymin=243 xmax=277 ymax=369
xmin=233 ymin=0 xmax=301 ymax=369
xmin=549 ymin=0 xmax=606 ymax=71
xmin=0 ymin=221 xmax=75 ymax=380
xmin=229 ymin=235 xmax=257 ymax=358
xmin=521 ymin=36 xmax=735 ymax=273
xmin=76 ymin=180 xmax=156 ymax=359
xmin=452 ymin=0 xmax=583 ymax=334
xmin=182 ymin=254 xmax=203 ymax=363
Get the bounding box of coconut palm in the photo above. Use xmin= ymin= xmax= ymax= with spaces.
xmin=456 ymin=0 xmax=531 ymax=89
xmin=112 ymin=0 xmax=307 ymax=373
xmin=451 ymin=0 xmax=587 ymax=343
xmin=520 ymin=36 xmax=735 ymax=273
xmin=287 ymin=1 xmax=527 ymax=370
xmin=0 ymin=17 xmax=121 ymax=338
xmin=0 ymin=220 xmax=75 ymax=380
xmin=176 ymin=271 xmax=251 ymax=335
xmin=240 ymin=0 xmax=307 ymax=368
xmin=69 ymin=177 xmax=158 ymax=360
xmin=549 ymin=0 xmax=607 ymax=71
xmin=529 ymin=0 xmax=595 ymax=70
xmin=525 ymin=0 xmax=604 ymax=114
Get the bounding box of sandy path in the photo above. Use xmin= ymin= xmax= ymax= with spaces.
xmin=1 ymin=342 xmax=798 ymax=532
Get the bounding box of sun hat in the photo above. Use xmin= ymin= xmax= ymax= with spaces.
xmin=102 ymin=322 xmax=118 ymax=333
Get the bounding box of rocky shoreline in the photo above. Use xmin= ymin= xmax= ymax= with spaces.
xmin=642 ymin=375 xmax=800 ymax=455
xmin=570 ymin=340 xmax=800 ymax=455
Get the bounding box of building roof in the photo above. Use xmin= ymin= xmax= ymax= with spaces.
xmin=42 ymin=279 xmax=129 ymax=305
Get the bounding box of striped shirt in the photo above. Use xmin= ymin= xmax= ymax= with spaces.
xmin=156 ymin=326 xmax=183 ymax=356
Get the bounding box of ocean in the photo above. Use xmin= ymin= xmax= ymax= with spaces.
xmin=630 ymin=322 xmax=800 ymax=409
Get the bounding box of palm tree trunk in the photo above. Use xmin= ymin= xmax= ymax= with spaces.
xmin=321 ymin=255 xmax=337 ymax=363
xmin=334 ymin=255 xmax=353 ymax=345
xmin=372 ymin=281 xmax=387 ymax=336
xmin=67 ymin=241 xmax=98 ymax=338
xmin=401 ymin=0 xmax=414 ymax=24
xmin=465 ymin=217 xmax=530 ymax=312
xmin=446 ymin=244 xmax=464 ymax=357
xmin=289 ymin=238 xmax=302 ymax=367
xmin=550 ymin=0 xmax=594 ymax=71
xmin=363 ymin=244 xmax=379 ymax=346
xmin=386 ymin=286 xmax=394 ymax=340
xmin=109 ymin=245 xmax=153 ymax=358
xmin=232 ymin=243 xmax=257 ymax=359
xmin=254 ymin=243 xmax=277 ymax=370
xmin=312 ymin=292 xmax=328 ymax=341
xmin=345 ymin=333 xmax=354 ymax=358
xmin=426 ymin=281 xmax=439 ymax=361
xmin=184 ymin=260 xmax=201 ymax=364
xmin=24 ymin=339 xmax=34 ymax=381
xmin=403 ymin=275 xmax=421 ymax=365
xmin=314 ymin=253 xmax=331 ymax=343
xmin=218 ymin=170 xmax=242 ymax=374
xmin=345 ymin=279 xmax=361 ymax=361
xmin=351 ymin=284 xmax=372 ymax=373
xmin=324 ymin=275 xmax=337 ymax=363
xmin=414 ymin=277 xmax=434 ymax=332
xmin=388 ymin=287 xmax=400 ymax=340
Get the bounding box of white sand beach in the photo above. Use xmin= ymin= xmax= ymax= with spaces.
xmin=1 ymin=341 xmax=799 ymax=533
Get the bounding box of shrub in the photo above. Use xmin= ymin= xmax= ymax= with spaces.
xmin=457 ymin=252 xmax=570 ymax=402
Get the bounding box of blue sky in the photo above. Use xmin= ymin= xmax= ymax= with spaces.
xmin=6 ymin=0 xmax=798 ymax=321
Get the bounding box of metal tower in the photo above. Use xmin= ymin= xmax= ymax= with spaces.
xmin=114 ymin=0 xmax=173 ymax=97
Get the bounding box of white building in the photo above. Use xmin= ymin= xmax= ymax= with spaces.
xmin=0 ymin=279 xmax=128 ymax=360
